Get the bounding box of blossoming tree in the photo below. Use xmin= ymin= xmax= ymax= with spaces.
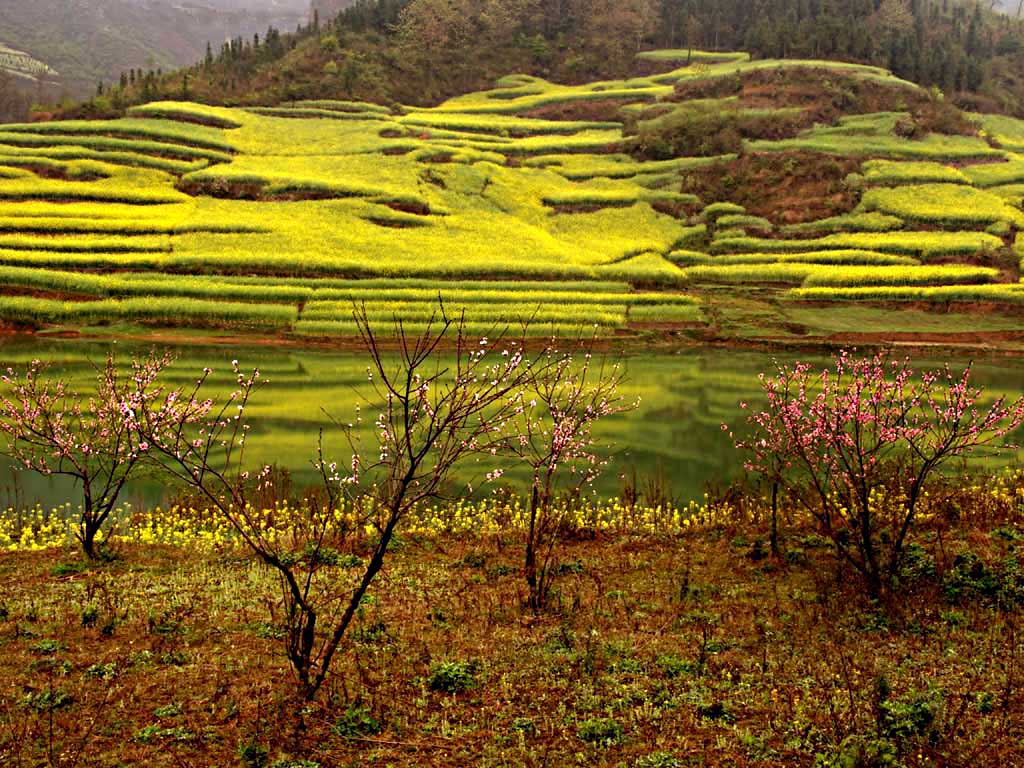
xmin=501 ymin=342 xmax=635 ymax=613
xmin=0 ymin=351 xmax=194 ymax=559
xmin=735 ymin=350 xmax=1024 ymax=599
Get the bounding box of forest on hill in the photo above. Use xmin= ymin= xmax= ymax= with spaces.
xmin=59 ymin=0 xmax=1024 ymax=120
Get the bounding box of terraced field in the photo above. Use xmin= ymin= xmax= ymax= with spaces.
xmin=0 ymin=51 xmax=1023 ymax=346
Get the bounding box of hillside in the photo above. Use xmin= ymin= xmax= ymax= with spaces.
xmin=76 ymin=0 xmax=1024 ymax=123
xmin=0 ymin=0 xmax=309 ymax=99
xmin=0 ymin=52 xmax=1022 ymax=349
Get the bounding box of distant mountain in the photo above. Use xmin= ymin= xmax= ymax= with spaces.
xmin=0 ymin=0 xmax=310 ymax=97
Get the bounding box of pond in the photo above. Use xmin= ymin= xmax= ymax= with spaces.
xmin=1 ymin=336 xmax=1021 ymax=510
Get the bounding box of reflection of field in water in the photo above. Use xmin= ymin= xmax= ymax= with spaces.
xmin=1 ymin=336 xmax=1021 ymax=510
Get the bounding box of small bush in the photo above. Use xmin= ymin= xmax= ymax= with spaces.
xmin=238 ymin=742 xmax=269 ymax=768
xmin=333 ymin=704 xmax=382 ymax=738
xmin=577 ymin=717 xmax=624 ymax=747
xmin=813 ymin=734 xmax=898 ymax=768
xmin=635 ymin=105 xmax=744 ymax=159
xmin=635 ymin=752 xmax=682 ymax=768
xmin=428 ymin=659 xmax=479 ymax=694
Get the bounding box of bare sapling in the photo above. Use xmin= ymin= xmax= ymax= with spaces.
xmin=129 ymin=304 xmax=551 ymax=714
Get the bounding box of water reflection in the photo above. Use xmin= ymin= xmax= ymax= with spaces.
xmin=1 ymin=337 xmax=1020 ymax=508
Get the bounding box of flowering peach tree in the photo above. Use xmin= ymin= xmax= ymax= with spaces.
xmin=735 ymin=350 xmax=1024 ymax=598
xmin=0 ymin=351 xmax=195 ymax=559
xmin=500 ymin=343 xmax=636 ymax=612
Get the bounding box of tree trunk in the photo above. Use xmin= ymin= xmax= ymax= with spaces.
xmin=81 ymin=501 xmax=99 ymax=560
xmin=82 ymin=527 xmax=97 ymax=560
xmin=524 ymin=483 xmax=541 ymax=613
xmin=770 ymin=481 xmax=780 ymax=558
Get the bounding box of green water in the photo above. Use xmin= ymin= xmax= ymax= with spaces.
xmin=1 ymin=337 xmax=1021 ymax=509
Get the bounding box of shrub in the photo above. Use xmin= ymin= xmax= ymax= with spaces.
xmin=576 ymin=717 xmax=624 ymax=747
xmin=428 ymin=659 xmax=478 ymax=694
xmin=634 ymin=104 xmax=744 ymax=159
xmin=332 ymin=704 xmax=382 ymax=738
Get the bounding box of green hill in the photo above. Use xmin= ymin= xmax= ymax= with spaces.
xmin=0 ymin=51 xmax=1022 ymax=348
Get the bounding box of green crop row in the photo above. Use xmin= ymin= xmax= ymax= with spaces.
xmin=715 ymin=214 xmax=773 ymax=232
xmin=627 ymin=303 xmax=704 ymax=323
xmin=0 ymin=132 xmax=233 ymax=164
xmin=698 ymin=250 xmax=918 ymax=266
xmin=0 ymin=119 xmax=237 ymax=153
xmin=289 ymin=100 xmax=392 ymax=114
xmin=961 ymin=156 xmax=1024 ymax=188
xmin=685 ymin=262 xmax=998 ymax=287
xmin=0 ymin=179 xmax=187 ymax=206
xmin=789 ymin=284 xmax=1024 ymax=304
xmin=861 ymin=160 xmax=969 ymax=185
xmin=541 ymin=190 xmax=698 ymax=208
xmin=801 ymin=264 xmax=999 ymax=287
xmin=0 ymin=267 xmax=312 ymax=303
xmin=399 ymin=112 xmax=620 ymax=137
xmin=0 ymin=217 xmax=264 ymax=235
xmin=780 ymin=212 xmax=904 ymax=235
xmin=0 ymin=295 xmax=297 ymax=328
xmin=684 ymin=263 xmax=820 ymax=284
xmin=859 ymin=183 xmax=1024 ymax=227
xmin=292 ymin=319 xmax=619 ymax=338
xmin=635 ymin=50 xmax=750 ymax=63
xmin=748 ymin=113 xmax=1000 ymax=161
xmin=247 ymin=107 xmax=389 ymax=122
xmin=302 ymin=300 xmax=628 ymax=327
xmin=0 ymin=145 xmax=208 ymax=175
xmin=710 ymin=231 xmax=1003 ymax=257
xmin=0 ymin=266 xmax=698 ymax=311
xmin=203 ymin=276 xmax=636 ymax=295
xmin=0 ymin=250 xmax=165 ymax=270
xmin=0 ymin=235 xmax=170 ymax=253
xmin=127 ymin=102 xmax=244 ymax=129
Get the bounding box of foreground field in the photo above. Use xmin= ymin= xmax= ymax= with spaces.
xmin=1 ymin=496 xmax=1022 ymax=767
xmin=1 ymin=52 xmax=1024 ymax=348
